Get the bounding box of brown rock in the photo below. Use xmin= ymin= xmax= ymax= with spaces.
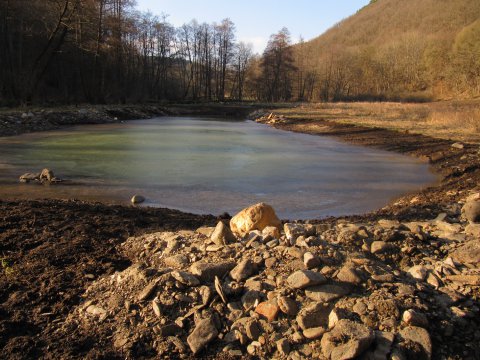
xmin=255 ymin=301 xmax=280 ymax=322
xmin=399 ymin=326 xmax=432 ymax=359
xmin=321 ymin=319 xmax=375 ymax=360
xmin=305 ymin=284 xmax=350 ymax=303
xmin=230 ymin=259 xmax=257 ymax=282
xmin=230 ymin=203 xmax=281 ymax=237
xmin=277 ymin=296 xmax=298 ymax=316
xmin=287 ymin=270 xmax=327 ymax=289
xmin=210 ymin=221 xmax=237 ymax=245
xmin=187 ymin=316 xmax=219 ymax=354
xmin=296 ymin=302 xmax=331 ymax=330
xmin=190 ymin=261 xmax=236 ymax=282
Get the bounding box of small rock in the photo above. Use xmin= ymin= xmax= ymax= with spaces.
xmin=337 ymin=264 xmax=363 ymax=285
xmin=255 ymin=301 xmax=280 ymax=322
xmin=399 ymin=326 xmax=432 ymax=359
xmin=408 ymin=265 xmax=428 ymax=281
xmin=86 ymin=305 xmax=107 ymax=316
xmin=462 ymin=197 xmax=480 ymax=223
xmin=402 ymin=310 xmax=429 ymax=328
xmin=171 ymin=271 xmax=200 ymax=287
xmin=230 ymin=259 xmax=257 ymax=282
xmin=277 ymin=296 xmax=298 ymax=316
xmin=296 ymin=302 xmax=331 ymax=330
xmin=287 ymin=270 xmax=327 ymax=289
xmin=303 ymin=252 xmax=321 ymax=269
xmin=262 ymin=226 xmax=280 ymax=240
xmin=245 ymin=319 xmax=262 ymax=340
xmin=152 ymin=299 xmax=162 ymax=317
xmin=303 ymin=327 xmax=326 ymax=339
xmin=210 ymin=221 xmax=236 ymax=245
xmin=284 ymin=223 xmax=307 ymax=242
xmin=190 ymin=261 xmax=236 ymax=282
xmin=187 ymin=316 xmax=219 ymax=355
xmin=305 ymin=284 xmax=350 ymax=302
xmin=138 ymin=281 xmax=157 ymax=301
xmin=451 ymin=142 xmax=464 ymax=149
xmin=131 ymin=194 xmax=145 ymax=204
xmin=321 ymin=319 xmax=375 ymax=360
xmin=164 ymin=254 xmax=189 ymax=268
xmin=39 ymin=168 xmax=54 ymax=182
xmin=370 ymin=241 xmax=396 ymax=254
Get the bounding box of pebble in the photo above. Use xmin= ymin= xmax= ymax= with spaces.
xmin=286 ymin=270 xmax=327 ymax=289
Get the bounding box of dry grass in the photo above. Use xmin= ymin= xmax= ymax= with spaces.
xmin=273 ymin=100 xmax=480 ymax=143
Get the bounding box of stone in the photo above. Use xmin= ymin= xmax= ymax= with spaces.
xmin=171 ymin=271 xmax=200 ymax=287
xmin=19 ymin=172 xmax=39 ymax=183
xmin=187 ymin=316 xmax=219 ymax=355
xmin=284 ymin=223 xmax=307 ymax=242
xmin=230 ymin=259 xmax=257 ymax=282
xmin=157 ymin=323 xmax=182 ymax=337
xmin=255 ymin=301 xmax=280 ymax=322
xmin=305 ymin=284 xmax=350 ymax=303
xmin=241 ymin=290 xmax=263 ymax=310
xmin=303 ymin=327 xmax=326 ymax=339
xmin=451 ymin=142 xmax=464 ymax=149
xmin=450 ymin=241 xmax=480 ymax=264
xmin=277 ymin=296 xmax=298 ymax=316
xmin=164 ymin=254 xmax=189 ymax=268
xmin=230 ymin=203 xmax=281 ymax=237
xmin=402 ymin=310 xmax=429 ymax=328
xmin=262 ymin=226 xmax=280 ymax=240
xmin=138 ymin=281 xmax=157 ymax=301
xmin=408 ymin=265 xmax=428 ymax=281
xmin=371 ymin=241 xmax=396 ymax=254
xmin=210 ymin=221 xmax=236 ymax=246
xmin=446 ymin=274 xmax=480 ymax=285
xmin=296 ymin=302 xmax=331 ymax=330
xmin=190 ymin=261 xmax=236 ymax=282
xmin=303 ymin=252 xmax=321 ymax=269
xmin=462 ymin=198 xmax=480 ymax=223
xmin=399 ymin=326 xmax=432 ymax=359
xmin=276 ymin=338 xmax=290 ymax=356
xmin=86 ymin=305 xmax=107 ymax=316
xmin=371 ymin=331 xmax=395 ymax=360
xmin=286 ymin=270 xmax=327 ymax=289
xmin=40 ymin=168 xmax=54 ymax=181
xmin=337 ymin=264 xmax=363 ymax=285
xmin=465 ymin=223 xmax=480 ymax=237
xmin=152 ymin=300 xmax=162 ymax=317
xmin=131 ymin=194 xmax=145 ymax=204
xmin=321 ymin=319 xmax=375 ymax=360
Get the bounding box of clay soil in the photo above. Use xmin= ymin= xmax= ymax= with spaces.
xmin=1 ymin=106 xmax=480 ymax=359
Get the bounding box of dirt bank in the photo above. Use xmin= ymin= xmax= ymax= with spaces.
xmin=0 ymin=105 xmax=479 ymax=359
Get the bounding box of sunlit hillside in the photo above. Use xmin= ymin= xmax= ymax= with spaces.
xmin=293 ymin=0 xmax=480 ymax=101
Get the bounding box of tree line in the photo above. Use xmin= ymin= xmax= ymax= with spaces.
xmin=0 ymin=0 xmax=255 ymax=105
xmin=1 ymin=0 xmax=479 ymax=106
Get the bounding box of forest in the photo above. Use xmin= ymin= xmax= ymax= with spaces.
xmin=0 ymin=0 xmax=479 ymax=105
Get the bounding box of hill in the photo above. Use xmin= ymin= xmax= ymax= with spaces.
xmin=293 ymin=0 xmax=480 ymax=101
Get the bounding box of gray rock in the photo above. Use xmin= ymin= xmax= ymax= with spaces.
xmin=284 ymin=223 xmax=307 ymax=242
xmin=187 ymin=316 xmax=219 ymax=354
xmin=321 ymin=319 xmax=375 ymax=360
xmin=399 ymin=326 xmax=432 ymax=359
xmin=305 ymin=284 xmax=350 ymax=303
xmin=190 ymin=261 xmax=236 ymax=282
xmin=287 ymin=270 xmax=327 ymax=289
xmin=230 ymin=259 xmax=257 ymax=282
xmin=131 ymin=194 xmax=145 ymax=204
xmin=171 ymin=271 xmax=200 ymax=287
xmin=296 ymin=302 xmax=331 ymax=330
xmin=210 ymin=221 xmax=236 ymax=245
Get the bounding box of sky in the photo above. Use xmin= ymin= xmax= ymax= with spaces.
xmin=134 ymin=0 xmax=370 ymax=54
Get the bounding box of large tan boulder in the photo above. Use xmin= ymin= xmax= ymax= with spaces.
xmin=230 ymin=203 xmax=281 ymax=237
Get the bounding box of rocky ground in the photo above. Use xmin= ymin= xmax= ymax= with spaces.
xmin=1 ymin=106 xmax=480 ymax=359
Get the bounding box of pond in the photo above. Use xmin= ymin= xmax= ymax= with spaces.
xmin=0 ymin=117 xmax=437 ymax=218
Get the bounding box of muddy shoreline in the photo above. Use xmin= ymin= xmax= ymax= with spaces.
xmin=1 ymin=105 xmax=480 ymax=358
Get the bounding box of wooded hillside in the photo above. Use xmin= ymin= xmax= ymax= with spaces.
xmin=293 ymin=0 xmax=480 ymax=101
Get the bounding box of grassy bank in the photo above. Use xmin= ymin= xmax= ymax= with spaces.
xmin=272 ymin=100 xmax=480 ymax=143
